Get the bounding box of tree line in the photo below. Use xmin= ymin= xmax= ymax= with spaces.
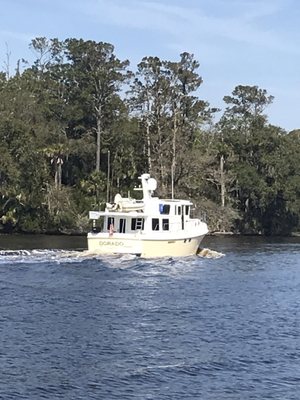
xmin=0 ymin=37 xmax=299 ymax=235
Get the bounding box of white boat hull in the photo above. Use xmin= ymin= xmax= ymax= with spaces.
xmin=87 ymin=233 xmax=206 ymax=258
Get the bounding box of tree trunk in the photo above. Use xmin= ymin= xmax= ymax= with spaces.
xmin=96 ymin=108 xmax=102 ymax=172
xmin=146 ymin=116 xmax=152 ymax=174
xmin=157 ymin=120 xmax=166 ymax=195
xmin=145 ymin=92 xmax=152 ymax=174
xmin=54 ymin=157 xmax=63 ymax=189
xmin=171 ymin=109 xmax=177 ymax=199
xmin=57 ymin=159 xmax=62 ymax=189
xmin=220 ymin=154 xmax=225 ymax=207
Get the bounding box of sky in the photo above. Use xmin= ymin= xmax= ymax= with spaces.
xmin=0 ymin=0 xmax=300 ymax=131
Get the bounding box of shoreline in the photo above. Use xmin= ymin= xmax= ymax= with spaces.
xmin=1 ymin=231 xmax=299 ymax=238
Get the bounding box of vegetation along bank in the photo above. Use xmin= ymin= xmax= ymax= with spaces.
xmin=0 ymin=38 xmax=299 ymax=235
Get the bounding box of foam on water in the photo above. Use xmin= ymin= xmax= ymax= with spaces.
xmin=0 ymin=248 xmax=223 ymax=266
xmin=197 ymin=247 xmax=225 ymax=258
xmin=0 ymin=249 xmax=92 ymax=264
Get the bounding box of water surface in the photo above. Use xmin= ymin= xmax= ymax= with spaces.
xmin=0 ymin=235 xmax=299 ymax=399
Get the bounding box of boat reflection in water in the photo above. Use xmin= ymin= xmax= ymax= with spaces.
xmin=87 ymin=173 xmax=208 ymax=258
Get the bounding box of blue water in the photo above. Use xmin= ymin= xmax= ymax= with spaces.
xmin=0 ymin=236 xmax=300 ymax=399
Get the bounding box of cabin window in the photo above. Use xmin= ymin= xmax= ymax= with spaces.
xmin=107 ymin=217 xmax=115 ymax=230
xmin=185 ymin=206 xmax=190 ymax=216
xmin=131 ymin=218 xmax=144 ymax=230
xmin=119 ymin=219 xmax=126 ymax=233
xmin=162 ymin=219 xmax=169 ymax=231
xmin=152 ymin=218 xmax=159 ymax=231
xmin=159 ymin=204 xmax=170 ymax=215
xmin=177 ymin=206 xmax=181 ymax=215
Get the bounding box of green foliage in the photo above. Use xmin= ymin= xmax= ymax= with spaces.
xmin=0 ymin=38 xmax=298 ymax=236
xmin=79 ymin=170 xmax=107 ymax=209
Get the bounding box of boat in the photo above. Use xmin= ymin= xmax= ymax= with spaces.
xmin=87 ymin=173 xmax=208 ymax=258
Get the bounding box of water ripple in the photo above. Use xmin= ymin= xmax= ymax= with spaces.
xmin=0 ymin=237 xmax=299 ymax=399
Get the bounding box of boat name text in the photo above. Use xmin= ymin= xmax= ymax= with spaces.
xmin=99 ymin=241 xmax=124 ymax=246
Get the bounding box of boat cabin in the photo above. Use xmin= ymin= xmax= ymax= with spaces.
xmin=89 ymin=198 xmax=194 ymax=236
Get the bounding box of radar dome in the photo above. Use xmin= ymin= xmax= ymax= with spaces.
xmin=114 ymin=193 xmax=122 ymax=204
xmin=148 ymin=178 xmax=157 ymax=191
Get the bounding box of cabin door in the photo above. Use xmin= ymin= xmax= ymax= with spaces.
xmin=181 ymin=206 xmax=184 ymax=230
